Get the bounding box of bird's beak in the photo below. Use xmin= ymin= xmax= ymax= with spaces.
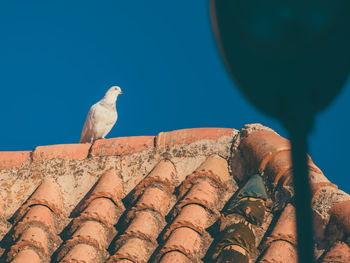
xmin=120 ymin=91 xmax=123 ymax=95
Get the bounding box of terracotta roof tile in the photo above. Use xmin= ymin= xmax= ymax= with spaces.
xmin=321 ymin=241 xmax=350 ymax=263
xmin=192 ymin=154 xmax=231 ymax=183
xmin=8 ymin=226 xmax=49 ymax=260
xmin=157 ymin=227 xmax=211 ymax=262
xmin=124 ymin=210 xmax=161 ymax=243
xmin=312 ymin=186 xmax=350 ymax=229
xmin=13 ymin=205 xmax=59 ymax=241
xmin=159 ymin=155 xmax=232 ymax=262
xmin=127 ymin=160 xmax=177 ymax=224
xmin=60 ymin=243 xmax=103 ymax=263
xmin=177 ymin=155 xmax=232 ymax=210
xmin=132 ymin=159 xmax=176 ymax=201
xmin=90 ymin=136 xmax=154 ymax=157
xmin=71 ymin=220 xmax=109 ymax=249
xmin=264 ymin=150 xmax=293 ymax=186
xmin=0 ymin=125 xmax=348 ymax=262
xmin=33 ymin=143 xmax=90 ymax=160
xmin=110 ymin=236 xmax=157 ymax=263
xmin=240 ymin=130 xmax=291 ymax=175
xmin=262 ymin=204 xmax=297 ymax=249
xmin=6 ymin=187 xmax=62 ymax=262
xmin=178 ymin=180 xmax=221 ymax=215
xmin=134 ymin=187 xmax=171 ymax=218
xmin=0 ymin=151 xmax=31 ymax=170
xmin=80 ymin=169 xmax=124 ymax=211
xmin=13 ymin=178 xmax=63 ymax=224
xmin=58 ymin=235 xmax=109 ymax=262
xmin=165 ymin=204 xmax=213 ymax=240
xmin=15 ymin=203 xmax=53 ymax=227
xmin=258 ymin=204 xmax=298 ymax=262
xmin=156 ymin=127 xmax=234 ymax=148
xmin=57 ymin=169 xmax=125 ymax=263
xmin=10 ymin=248 xmax=42 ymax=263
xmin=159 ymin=251 xmax=192 ymax=263
xmin=73 ymin=198 xmax=120 ymax=231
xmin=109 ymin=160 xmax=177 ymax=262
xmin=259 ymin=241 xmax=298 ymax=263
xmin=325 ymin=200 xmax=350 ymax=245
xmin=110 ymin=260 xmax=133 ymax=263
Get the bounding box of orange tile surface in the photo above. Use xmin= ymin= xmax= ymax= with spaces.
xmin=0 ymin=125 xmax=348 ymax=262
xmin=90 ymin=135 xmax=154 ymax=156
xmin=0 ymin=151 xmax=31 ymax=169
xmin=33 ymin=143 xmax=90 ymax=160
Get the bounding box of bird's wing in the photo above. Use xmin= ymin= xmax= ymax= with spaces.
xmin=79 ymin=105 xmax=97 ymax=143
xmin=101 ymin=112 xmax=118 ymax=138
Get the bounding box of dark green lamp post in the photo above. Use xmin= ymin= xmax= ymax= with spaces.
xmin=210 ymin=1 xmax=350 ymax=262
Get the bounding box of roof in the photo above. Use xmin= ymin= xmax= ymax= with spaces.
xmin=0 ymin=124 xmax=349 ymax=262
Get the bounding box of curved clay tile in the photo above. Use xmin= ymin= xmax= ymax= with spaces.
xmin=259 ymin=241 xmax=298 ymax=263
xmin=240 ymin=129 xmax=291 ymax=172
xmin=80 ymin=169 xmax=124 ymax=212
xmin=325 ymin=200 xmax=350 ymax=245
xmin=259 ymin=204 xmax=298 ymax=263
xmin=58 ymin=229 xmax=109 ymax=261
xmin=57 ymin=169 xmax=125 ymax=262
xmin=135 ymin=187 xmax=172 ymax=218
xmin=157 ymin=227 xmax=210 ymax=262
xmin=13 ymin=205 xmax=57 ymax=238
xmin=175 ymin=155 xmax=234 ymax=221
xmin=70 ymin=220 xmax=110 ymax=250
xmin=10 ymin=248 xmax=42 ymax=263
xmin=60 ymin=243 xmax=103 ymax=263
xmin=110 ymin=235 xmax=157 ymax=263
xmin=179 ymin=180 xmax=220 ymax=214
xmin=14 ymin=178 xmax=63 ymax=224
xmin=132 ymin=159 xmax=177 ymax=203
xmin=124 ymin=210 xmax=161 ymax=243
xmin=159 ymin=251 xmax=192 ymax=263
xmin=72 ymin=197 xmax=121 ymax=231
xmin=109 ymin=160 xmax=177 ymax=262
xmin=321 ymin=241 xmax=350 ymax=263
xmin=178 ymin=154 xmax=230 ymax=198
xmin=6 ymin=179 xmax=63 ymax=262
xmin=194 ymin=154 xmax=231 ymax=183
xmin=8 ymin=226 xmax=50 ymax=262
xmin=158 ymin=155 xmax=233 ymax=262
xmin=164 ymin=204 xmax=213 ymax=240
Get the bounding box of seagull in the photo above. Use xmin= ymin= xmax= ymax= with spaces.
xmin=79 ymin=86 xmax=123 ymax=143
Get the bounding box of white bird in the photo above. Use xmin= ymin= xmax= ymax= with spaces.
xmin=80 ymin=86 xmax=123 ymax=143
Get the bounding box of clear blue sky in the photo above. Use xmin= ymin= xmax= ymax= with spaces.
xmin=0 ymin=1 xmax=349 ymax=192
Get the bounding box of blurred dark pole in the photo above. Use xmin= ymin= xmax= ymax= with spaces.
xmin=285 ymin=113 xmax=315 ymax=262
xmin=210 ymin=1 xmax=350 ymax=262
